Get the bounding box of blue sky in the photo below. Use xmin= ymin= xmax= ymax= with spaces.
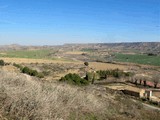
xmin=0 ymin=0 xmax=159 ymax=45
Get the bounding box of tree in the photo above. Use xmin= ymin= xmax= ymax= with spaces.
xmin=92 ymin=72 xmax=96 ymax=84
xmin=139 ymin=79 xmax=142 ymax=85
xmin=97 ymin=70 xmax=107 ymax=79
xmin=135 ymin=78 xmax=138 ymax=85
xmin=37 ymin=72 xmax=44 ymax=78
xmin=0 ymin=60 xmax=5 ymax=66
xmin=84 ymin=62 xmax=89 ymax=66
xmin=13 ymin=63 xmax=23 ymax=70
xmin=153 ymin=75 xmax=160 ymax=88
xmin=85 ymin=72 xmax=92 ymax=81
xmin=60 ymin=73 xmax=89 ymax=86
xmin=30 ymin=70 xmax=38 ymax=76
xmin=22 ymin=67 xmax=30 ymax=74
xmin=143 ymin=79 xmax=147 ymax=87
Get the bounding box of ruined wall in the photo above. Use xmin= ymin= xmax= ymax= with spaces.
xmin=121 ymin=90 xmax=139 ymax=97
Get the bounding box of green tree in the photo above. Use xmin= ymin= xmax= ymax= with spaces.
xmin=13 ymin=63 xmax=23 ymax=70
xmin=37 ymin=72 xmax=44 ymax=78
xmin=92 ymin=72 xmax=96 ymax=84
xmin=60 ymin=73 xmax=89 ymax=86
xmin=84 ymin=62 xmax=89 ymax=66
xmin=85 ymin=72 xmax=93 ymax=81
xmin=22 ymin=67 xmax=30 ymax=74
xmin=30 ymin=70 xmax=38 ymax=76
xmin=0 ymin=60 xmax=5 ymax=66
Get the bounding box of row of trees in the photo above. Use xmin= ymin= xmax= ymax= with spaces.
xmin=96 ymin=69 xmax=132 ymax=80
xmin=153 ymin=75 xmax=160 ymax=88
xmin=13 ymin=63 xmax=44 ymax=78
xmin=85 ymin=72 xmax=96 ymax=84
xmin=59 ymin=69 xmax=133 ymax=86
xmin=132 ymin=74 xmax=160 ymax=88
xmin=59 ymin=61 xmax=133 ymax=86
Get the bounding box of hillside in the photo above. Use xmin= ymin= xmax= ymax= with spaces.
xmin=0 ymin=69 xmax=160 ymax=120
xmin=100 ymin=42 xmax=160 ymax=54
xmin=1 ymin=42 xmax=160 ymax=53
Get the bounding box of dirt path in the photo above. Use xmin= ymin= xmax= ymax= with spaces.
xmin=142 ymin=103 xmax=160 ymax=111
xmin=132 ymin=99 xmax=160 ymax=111
xmin=24 ymin=74 xmax=32 ymax=81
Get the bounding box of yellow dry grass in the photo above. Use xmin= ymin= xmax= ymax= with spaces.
xmin=2 ymin=65 xmax=19 ymax=73
xmin=1 ymin=57 xmax=128 ymax=71
xmin=65 ymin=51 xmax=86 ymax=55
xmin=0 ymin=57 xmax=79 ymax=64
xmin=53 ymin=69 xmax=80 ymax=80
xmin=0 ymin=53 xmax=7 ymax=55
xmin=89 ymin=62 xmax=127 ymax=70
xmin=106 ymin=83 xmax=141 ymax=92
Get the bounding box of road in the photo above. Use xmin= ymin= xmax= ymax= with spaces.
xmin=142 ymin=103 xmax=160 ymax=111
xmin=132 ymin=99 xmax=160 ymax=111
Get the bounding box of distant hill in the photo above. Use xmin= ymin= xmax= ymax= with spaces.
xmin=100 ymin=42 xmax=160 ymax=54
xmin=0 ymin=42 xmax=160 ymax=54
xmin=65 ymin=42 xmax=160 ymax=55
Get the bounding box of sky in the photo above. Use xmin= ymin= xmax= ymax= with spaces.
xmin=0 ymin=0 xmax=160 ymax=45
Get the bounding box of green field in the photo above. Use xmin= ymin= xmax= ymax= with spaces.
xmin=0 ymin=49 xmax=53 ymax=59
xmin=114 ymin=53 xmax=160 ymax=66
xmin=81 ymin=48 xmax=96 ymax=52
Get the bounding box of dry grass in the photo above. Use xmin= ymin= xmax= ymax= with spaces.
xmin=53 ymin=69 xmax=80 ymax=80
xmin=0 ymin=69 xmax=160 ymax=120
xmin=2 ymin=65 xmax=19 ymax=73
xmin=0 ymin=53 xmax=7 ymax=55
xmin=89 ymin=62 xmax=127 ymax=70
xmin=106 ymin=83 xmax=141 ymax=92
xmin=0 ymin=70 xmax=108 ymax=120
xmin=65 ymin=51 xmax=87 ymax=55
xmin=0 ymin=57 xmax=79 ymax=64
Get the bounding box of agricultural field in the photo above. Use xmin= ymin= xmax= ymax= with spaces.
xmin=89 ymin=62 xmax=127 ymax=70
xmin=0 ymin=49 xmax=53 ymax=59
xmin=114 ymin=53 xmax=160 ymax=66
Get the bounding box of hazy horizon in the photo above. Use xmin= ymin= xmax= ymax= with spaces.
xmin=0 ymin=41 xmax=160 ymax=47
xmin=0 ymin=0 xmax=160 ymax=45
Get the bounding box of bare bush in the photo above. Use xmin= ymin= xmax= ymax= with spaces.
xmin=152 ymin=74 xmax=160 ymax=88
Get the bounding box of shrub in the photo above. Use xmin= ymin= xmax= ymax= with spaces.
xmin=13 ymin=63 xmax=23 ymax=70
xmin=0 ymin=60 xmax=5 ymax=66
xmin=96 ymin=69 xmax=132 ymax=80
xmin=42 ymin=71 xmax=50 ymax=76
xmin=124 ymin=72 xmax=133 ymax=77
xmin=37 ymin=72 xmax=44 ymax=78
xmin=112 ymin=69 xmax=121 ymax=78
xmin=84 ymin=62 xmax=89 ymax=66
xmin=30 ymin=70 xmax=38 ymax=76
xmin=22 ymin=67 xmax=30 ymax=74
xmin=97 ymin=70 xmax=107 ymax=79
xmin=85 ymin=72 xmax=93 ymax=81
xmin=60 ymin=73 xmax=89 ymax=86
xmin=21 ymin=66 xmax=44 ymax=78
